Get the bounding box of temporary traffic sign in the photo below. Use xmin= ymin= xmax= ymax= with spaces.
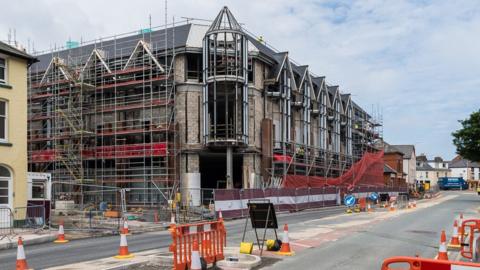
xmin=369 ymin=192 xmax=379 ymax=201
xmin=344 ymin=195 xmax=356 ymax=207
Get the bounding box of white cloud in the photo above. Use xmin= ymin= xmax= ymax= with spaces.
xmin=1 ymin=0 xmax=479 ymax=159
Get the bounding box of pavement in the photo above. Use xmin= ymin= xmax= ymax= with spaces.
xmin=0 ymin=191 xmax=476 ymax=269
xmin=0 ymin=232 xmax=57 ymax=250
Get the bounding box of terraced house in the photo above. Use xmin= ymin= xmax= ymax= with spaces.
xmin=0 ymin=41 xmax=36 ymax=211
xmin=27 ymin=7 xmax=382 ymax=207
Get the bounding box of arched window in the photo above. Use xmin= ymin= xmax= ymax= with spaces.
xmin=0 ymin=165 xmax=11 ymax=205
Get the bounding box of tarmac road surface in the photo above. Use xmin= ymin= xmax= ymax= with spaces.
xmin=0 ymin=205 xmax=345 ymax=269
xmin=0 ymin=191 xmax=473 ymax=269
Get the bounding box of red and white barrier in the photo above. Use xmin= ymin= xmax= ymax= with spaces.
xmin=214 ymin=187 xmax=405 ymax=219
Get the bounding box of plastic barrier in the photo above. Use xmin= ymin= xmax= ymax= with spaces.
xmin=214 ymin=187 xmax=405 ymax=219
xmin=381 ymin=256 xmax=480 ymax=270
xmin=169 ymin=219 xmax=226 ymax=270
xmin=461 ymin=219 xmax=480 ymax=259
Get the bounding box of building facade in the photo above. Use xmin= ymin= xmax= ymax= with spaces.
xmin=391 ymin=145 xmax=416 ymax=187
xmin=383 ymin=144 xmax=405 ymax=187
xmin=416 ymin=155 xmax=450 ymax=190
xmin=0 ymin=41 xmax=36 ymax=210
xmin=27 ymin=7 xmax=382 ymax=206
xmin=449 ymin=156 xmax=480 ymax=189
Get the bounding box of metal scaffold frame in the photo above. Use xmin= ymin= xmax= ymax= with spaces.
xmin=27 ymin=21 xmax=182 ymax=209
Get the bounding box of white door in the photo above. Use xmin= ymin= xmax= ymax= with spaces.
xmin=0 ymin=165 xmax=12 ymax=228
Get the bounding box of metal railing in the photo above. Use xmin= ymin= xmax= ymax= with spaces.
xmin=13 ymin=205 xmax=47 ymax=233
xmin=0 ymin=207 xmax=13 ymax=239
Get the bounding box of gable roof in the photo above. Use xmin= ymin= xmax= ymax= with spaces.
xmin=0 ymin=41 xmax=37 ymax=64
xmin=416 ymin=162 xmax=434 ymax=171
xmin=270 ymin=52 xmax=288 ymax=82
xmin=383 ymin=144 xmax=404 ymax=155
xmin=449 ymin=159 xmax=480 ymax=168
xmin=391 ymin=145 xmax=415 ymax=159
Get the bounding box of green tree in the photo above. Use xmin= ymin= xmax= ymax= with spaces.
xmin=452 ymin=110 xmax=480 ymax=162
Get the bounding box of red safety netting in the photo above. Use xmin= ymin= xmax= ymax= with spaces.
xmin=283 ymin=151 xmax=385 ymax=189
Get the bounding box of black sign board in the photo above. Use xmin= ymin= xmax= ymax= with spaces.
xmin=247 ymin=202 xmax=278 ymax=229
xmin=242 ymin=200 xmax=279 ymax=255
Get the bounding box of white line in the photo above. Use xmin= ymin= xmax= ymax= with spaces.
xmin=290 ymin=242 xmax=312 ymax=248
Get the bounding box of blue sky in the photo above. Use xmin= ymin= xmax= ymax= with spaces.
xmin=2 ymin=0 xmax=479 ymax=160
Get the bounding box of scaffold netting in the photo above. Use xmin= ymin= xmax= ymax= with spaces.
xmin=283 ymin=151 xmax=385 ymax=188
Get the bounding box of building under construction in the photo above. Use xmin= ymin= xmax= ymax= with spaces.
xmin=28 ymin=7 xmax=382 ymax=207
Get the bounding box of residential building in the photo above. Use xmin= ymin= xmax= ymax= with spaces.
xmin=449 ymin=156 xmax=480 ymax=189
xmin=391 ymin=145 xmax=416 ymax=187
xmin=382 ymin=143 xmax=406 ymax=187
xmin=27 ymin=7 xmax=382 ymax=207
xmin=0 ymin=41 xmax=36 ymax=210
xmin=416 ymin=155 xmax=450 ymax=190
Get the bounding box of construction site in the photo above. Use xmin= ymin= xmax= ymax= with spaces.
xmin=27 ymin=7 xmax=384 ymax=222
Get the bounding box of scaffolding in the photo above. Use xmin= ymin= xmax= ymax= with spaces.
xmin=264 ymin=55 xmax=380 ymax=183
xmin=28 ymin=24 xmax=179 ymax=208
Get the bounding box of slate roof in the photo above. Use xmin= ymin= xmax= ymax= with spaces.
xmin=449 ymin=159 xmax=480 ymax=168
xmin=384 ymin=144 xmax=404 ymax=155
xmin=32 ymin=24 xmax=192 ymax=71
xmin=416 ymin=162 xmax=434 ymax=171
xmin=0 ymin=41 xmax=37 ymax=63
xmin=391 ymin=145 xmax=415 ymax=159
xmin=30 ymin=6 xmax=350 ymax=102
xmin=327 ymin=85 xmax=339 ymax=96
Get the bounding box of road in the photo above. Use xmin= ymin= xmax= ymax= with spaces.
xmin=266 ymin=191 xmax=479 ymax=270
xmin=0 ymin=205 xmax=345 ymax=269
xmin=0 ymin=191 xmax=475 ymax=269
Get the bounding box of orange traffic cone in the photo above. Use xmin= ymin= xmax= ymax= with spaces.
xmin=122 ymin=218 xmax=130 ymax=235
xmin=458 ymin=213 xmax=466 ymax=236
xmin=190 ymin=240 xmax=202 ymax=270
xmin=16 ymin=237 xmax=31 ymax=270
xmin=53 ymin=220 xmax=69 ymax=243
xmin=278 ymin=224 xmax=294 ymax=256
xmin=448 ymin=220 xmax=461 ymax=249
xmin=389 ymin=202 xmax=395 ymax=212
xmin=437 ymin=230 xmax=448 ymax=260
xmin=218 ymin=209 xmax=223 ymax=220
xmin=170 ymin=212 xmax=176 ymax=225
xmin=114 ymin=228 xmax=134 ymax=259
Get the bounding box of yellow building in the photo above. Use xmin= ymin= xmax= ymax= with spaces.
xmin=0 ymin=41 xmax=36 ymax=211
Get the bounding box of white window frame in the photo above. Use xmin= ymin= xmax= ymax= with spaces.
xmin=0 ymin=165 xmax=12 ymax=209
xmin=0 ymin=56 xmax=7 ymax=84
xmin=0 ymin=100 xmax=7 ymax=142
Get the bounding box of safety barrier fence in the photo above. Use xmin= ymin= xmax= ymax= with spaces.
xmin=381 ymin=256 xmax=480 ymax=269
xmin=13 ymin=205 xmax=46 ymax=233
xmin=169 ymin=219 xmax=226 ymax=270
xmin=49 ymin=183 xmax=217 ymax=232
xmin=0 ymin=205 xmax=47 ymax=238
xmin=460 ymin=219 xmax=480 ymax=260
xmin=214 ymin=186 xmax=407 ymax=219
xmin=0 ymin=207 xmax=13 ymax=238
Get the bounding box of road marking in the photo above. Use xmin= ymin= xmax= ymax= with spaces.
xmin=290 ymin=242 xmax=312 ymax=248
